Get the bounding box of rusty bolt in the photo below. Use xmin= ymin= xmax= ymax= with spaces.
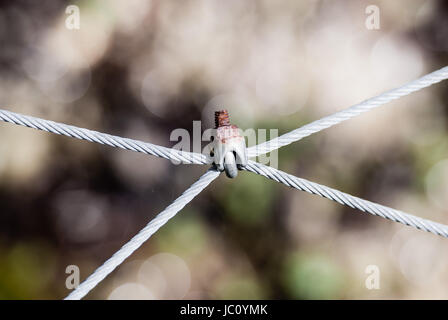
xmin=215 ymin=110 xmax=231 ymax=128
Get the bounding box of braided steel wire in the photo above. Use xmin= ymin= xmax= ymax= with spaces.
xmin=247 ymin=66 xmax=448 ymax=158
xmin=0 ymin=108 xmax=208 ymax=165
xmin=244 ymin=160 xmax=448 ymax=238
xmin=65 ymin=168 xmax=220 ymax=300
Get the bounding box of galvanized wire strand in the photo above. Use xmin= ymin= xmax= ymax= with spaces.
xmin=65 ymin=168 xmax=220 ymax=300
xmin=244 ymin=160 xmax=448 ymax=238
xmin=247 ymin=65 xmax=448 ymax=158
xmin=0 ymin=108 xmax=209 ymax=165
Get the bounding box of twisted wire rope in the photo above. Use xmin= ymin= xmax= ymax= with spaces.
xmin=244 ymin=160 xmax=448 ymax=238
xmin=65 ymin=168 xmax=220 ymax=300
xmin=247 ymin=65 xmax=448 ymax=158
xmin=0 ymin=109 xmax=208 ymax=165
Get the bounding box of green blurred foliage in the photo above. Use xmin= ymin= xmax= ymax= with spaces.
xmin=0 ymin=242 xmax=56 ymax=299
xmin=155 ymin=209 xmax=208 ymax=259
xmin=219 ymin=173 xmax=276 ymax=227
xmin=282 ymin=252 xmax=346 ymax=299
xmin=215 ymin=273 xmax=266 ymax=299
xmin=413 ymin=133 xmax=448 ymax=191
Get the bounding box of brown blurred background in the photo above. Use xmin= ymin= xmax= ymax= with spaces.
xmin=0 ymin=0 xmax=448 ymax=299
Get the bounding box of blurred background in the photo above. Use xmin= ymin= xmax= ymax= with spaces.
xmin=0 ymin=0 xmax=447 ymax=299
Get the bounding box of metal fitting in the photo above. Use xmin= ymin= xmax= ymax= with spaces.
xmin=211 ymin=110 xmax=247 ymax=178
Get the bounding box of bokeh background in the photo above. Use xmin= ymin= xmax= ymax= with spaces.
xmin=0 ymin=0 xmax=448 ymax=299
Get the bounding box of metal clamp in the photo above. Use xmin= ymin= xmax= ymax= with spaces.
xmin=211 ymin=110 xmax=247 ymax=178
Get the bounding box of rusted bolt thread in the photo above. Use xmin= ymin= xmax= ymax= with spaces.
xmin=215 ymin=110 xmax=230 ymax=128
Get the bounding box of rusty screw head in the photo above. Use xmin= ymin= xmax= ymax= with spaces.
xmin=215 ymin=110 xmax=230 ymax=128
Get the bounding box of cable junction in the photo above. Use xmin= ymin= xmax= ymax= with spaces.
xmin=0 ymin=65 xmax=447 ymax=299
